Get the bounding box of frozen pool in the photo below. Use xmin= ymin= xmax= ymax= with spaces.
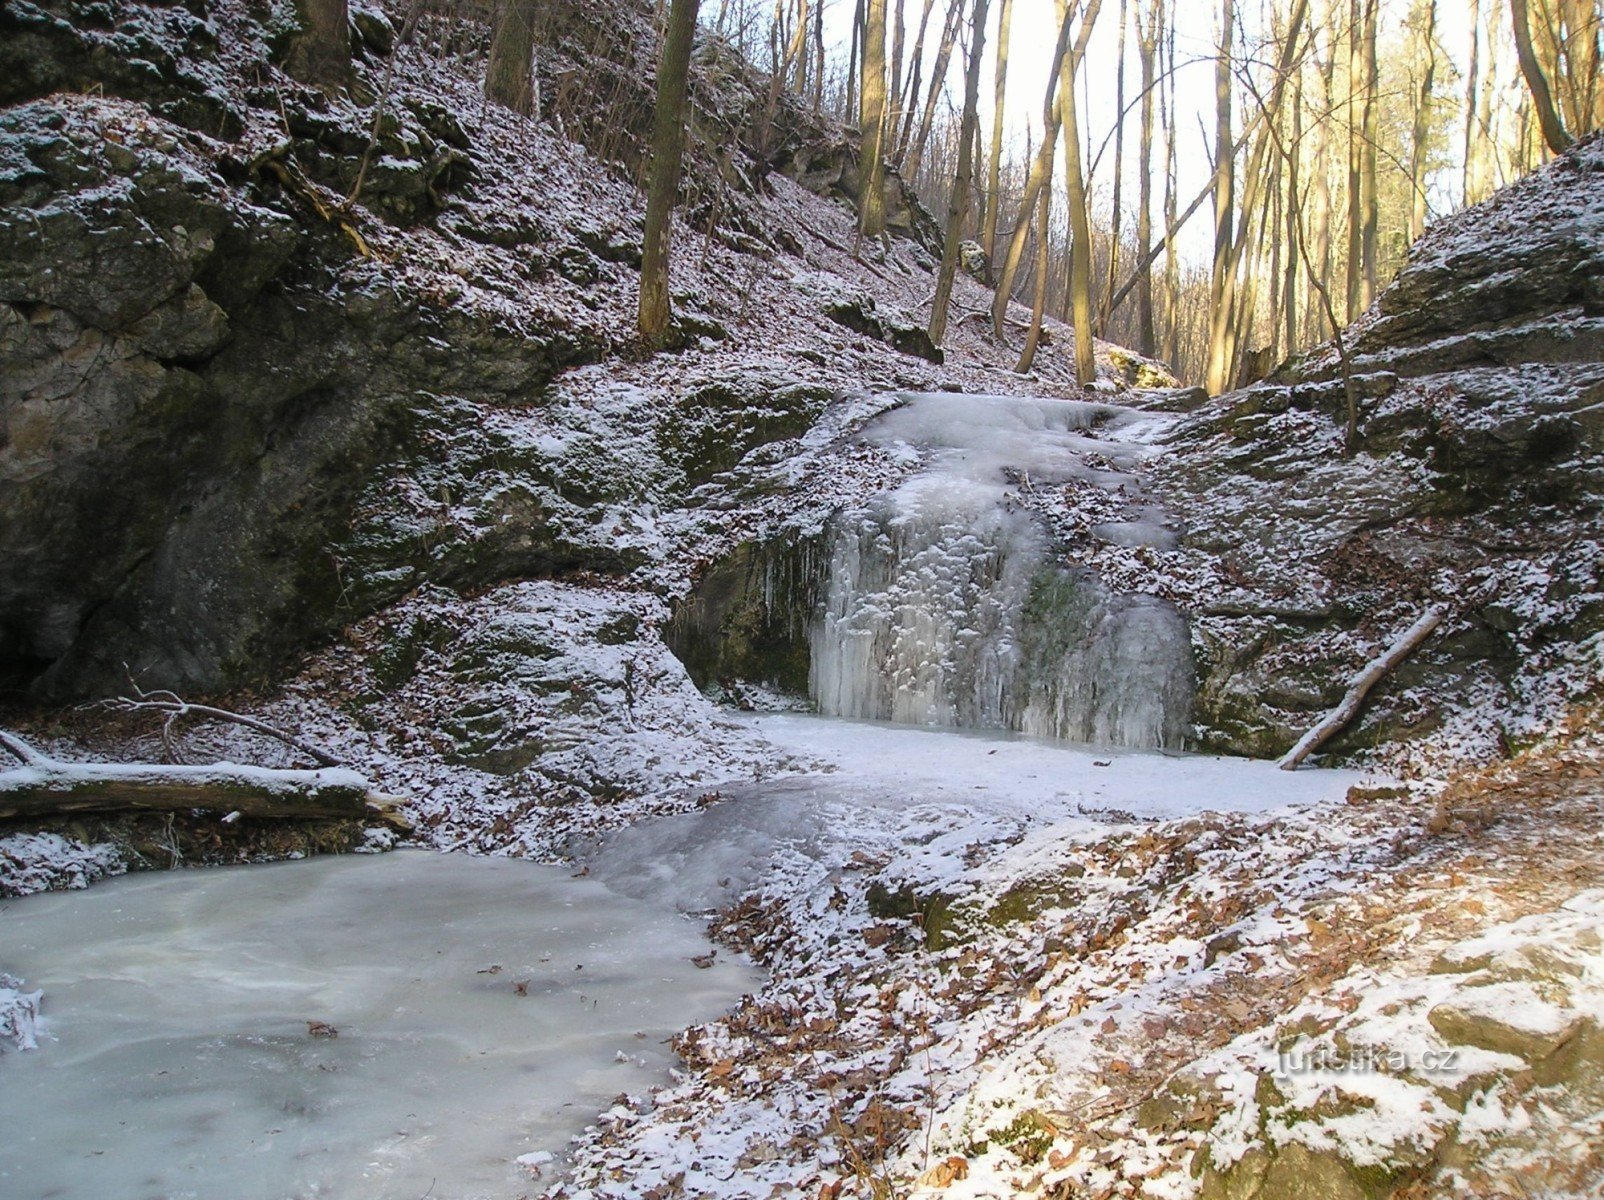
xmin=0 ymin=850 xmax=758 ymax=1200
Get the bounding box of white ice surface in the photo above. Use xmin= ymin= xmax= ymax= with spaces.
xmin=743 ymin=713 xmax=1374 ymax=818
xmin=583 ymin=714 xmax=1376 ymax=915
xmin=0 ymin=851 xmax=757 ymax=1200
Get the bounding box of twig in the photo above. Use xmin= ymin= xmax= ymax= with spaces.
xmin=100 ymin=676 xmax=344 ymax=768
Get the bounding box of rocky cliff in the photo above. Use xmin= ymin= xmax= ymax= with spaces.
xmin=0 ymin=0 xmax=967 ymax=701
xmin=1157 ymin=137 xmax=1604 ymax=764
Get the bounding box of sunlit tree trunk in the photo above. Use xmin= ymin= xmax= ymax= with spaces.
xmin=1205 ymin=0 xmax=1237 ymax=395
xmin=932 ymin=0 xmax=991 ymax=346
xmin=1463 ymin=0 xmax=1481 ymax=204
xmin=1360 ymin=0 xmax=1380 ymax=302
xmin=903 ymin=0 xmax=967 ymax=181
xmin=1055 ymin=0 xmax=1105 ymax=384
xmin=638 ymin=0 xmax=701 ymax=342
xmin=982 ymin=0 xmax=1015 ymax=276
xmin=1099 ymin=0 xmax=1130 ymax=337
xmin=894 ymin=0 xmax=940 ymax=160
xmin=1161 ymin=14 xmax=1180 ymax=367
xmin=859 ymin=0 xmax=890 ymax=238
xmin=1408 ymin=0 xmax=1438 ymax=243
xmin=990 ymin=11 xmax=1077 ymax=338
xmin=1133 ymin=0 xmax=1160 ymax=357
xmin=1512 ymin=0 xmax=1575 ymax=153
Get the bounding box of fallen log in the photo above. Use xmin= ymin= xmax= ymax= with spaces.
xmin=0 ymin=728 xmax=407 ymax=826
xmin=1278 ymin=605 xmax=1447 ymax=771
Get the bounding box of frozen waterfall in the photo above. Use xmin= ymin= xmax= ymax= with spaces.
xmin=808 ymin=393 xmax=1194 ymax=749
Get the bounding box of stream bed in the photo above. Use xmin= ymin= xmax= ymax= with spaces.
xmin=0 ymin=850 xmax=758 ymax=1200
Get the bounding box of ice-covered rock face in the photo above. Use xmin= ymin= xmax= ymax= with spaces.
xmin=809 ymin=394 xmax=1194 ymax=749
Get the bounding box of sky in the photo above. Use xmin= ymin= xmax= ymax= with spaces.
xmin=797 ymin=0 xmax=1490 ymax=266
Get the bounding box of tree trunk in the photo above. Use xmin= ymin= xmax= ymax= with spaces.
xmin=1462 ymin=0 xmax=1481 ymax=204
xmin=1204 ymin=0 xmax=1236 ymax=395
xmin=901 ymin=0 xmax=967 ymax=182
xmin=894 ymin=0 xmax=940 ymax=162
xmin=990 ymin=9 xmax=1076 ymax=338
xmin=0 ymin=729 xmax=398 ymax=824
xmin=930 ymin=0 xmax=991 ymax=347
xmin=1408 ymin=0 xmax=1438 ymax=243
xmin=1132 ymin=0 xmax=1159 ymax=356
xmin=1057 ymin=0 xmax=1105 ymax=385
xmin=1015 ymin=185 xmax=1054 ymax=372
xmin=285 ymin=0 xmax=351 ymax=92
xmin=638 ymin=0 xmax=702 ymax=341
xmin=1360 ymin=0 xmax=1380 ymax=303
xmin=1099 ymin=0 xmax=1130 ymax=337
xmin=1346 ymin=0 xmax=1364 ymax=320
xmin=1511 ymin=0 xmax=1575 ymax=153
xmin=485 ymin=0 xmax=540 ymax=114
xmin=982 ymin=0 xmax=1015 ymax=275
xmin=859 ymin=0 xmax=891 ymax=238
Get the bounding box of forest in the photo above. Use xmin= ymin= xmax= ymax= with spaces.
xmin=0 ymin=1 xmax=1601 ymax=1198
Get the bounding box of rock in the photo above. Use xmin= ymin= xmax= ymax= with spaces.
xmin=822 ymin=294 xmax=943 ymax=364
xmin=1427 ymin=982 xmax=1584 ymax=1063
xmin=1197 ymin=1143 xmax=1382 ymax=1200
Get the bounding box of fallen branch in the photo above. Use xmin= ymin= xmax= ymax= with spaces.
xmin=1278 ymin=605 xmax=1447 ymax=771
xmin=0 ymin=728 xmax=408 ymax=827
xmin=98 ymin=681 xmax=343 ymax=767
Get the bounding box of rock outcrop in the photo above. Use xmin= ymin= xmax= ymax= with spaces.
xmin=0 ymin=0 xmax=938 ymax=700
xmin=1157 ymin=135 xmax=1604 ymax=761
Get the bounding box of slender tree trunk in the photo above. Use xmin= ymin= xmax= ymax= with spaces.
xmin=1346 ymin=0 xmax=1364 ymax=320
xmin=1408 ymin=0 xmax=1438 ymax=243
xmin=982 ymin=0 xmax=1015 ymax=275
xmin=894 ymin=0 xmax=941 ymax=160
xmin=1205 ymin=0 xmax=1237 ymax=395
xmin=1284 ymin=78 xmax=1301 ymax=355
xmin=1133 ymin=0 xmax=1159 ymax=356
xmin=847 ymin=0 xmax=864 ymax=122
xmin=902 ymin=0 xmax=967 ymax=182
xmin=990 ymin=10 xmax=1077 ymax=338
xmin=892 ymin=0 xmax=908 ymax=142
xmin=1015 ymin=185 xmax=1054 ymax=371
xmin=932 ymin=0 xmax=991 ymax=346
xmin=1161 ymin=14 xmax=1180 ymax=367
xmin=859 ymin=0 xmax=891 ymax=238
xmin=286 ymin=0 xmax=351 ymax=92
xmin=1360 ymin=0 xmax=1380 ymax=303
xmin=638 ymin=0 xmax=702 ymax=342
xmin=1512 ymin=0 xmax=1575 ymax=152
xmin=812 ymin=0 xmax=825 ymax=110
xmin=1057 ymin=0 xmax=1106 ymax=384
xmin=1463 ymin=0 xmax=1481 ymax=204
xmin=1099 ymin=0 xmax=1130 ymax=336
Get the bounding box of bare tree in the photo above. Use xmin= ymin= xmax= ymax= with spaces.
xmin=486 ymin=0 xmax=540 ymax=114
xmin=859 ymin=0 xmax=891 ymax=238
xmin=1511 ymin=0 xmax=1575 ymax=152
xmin=982 ymin=0 xmax=1015 ymax=275
xmin=930 ymin=0 xmax=991 ymax=346
xmin=1205 ymin=0 xmax=1236 ymax=395
xmin=639 ymin=0 xmax=703 ymax=341
xmin=285 ymin=0 xmax=351 ymax=92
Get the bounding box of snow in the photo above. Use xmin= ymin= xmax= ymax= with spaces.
xmin=0 ymin=974 xmax=42 ymax=1052
xmin=0 ymin=832 xmax=125 ymax=898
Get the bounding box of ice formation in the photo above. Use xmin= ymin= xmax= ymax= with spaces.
xmin=809 ymin=393 xmax=1194 ymax=748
